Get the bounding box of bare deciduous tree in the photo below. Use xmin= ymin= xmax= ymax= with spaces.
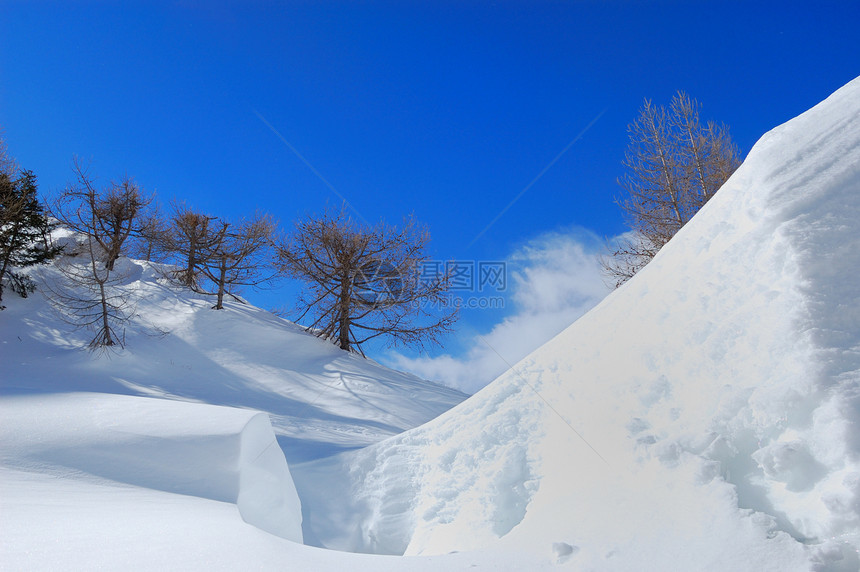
xmin=42 ymin=238 xmax=136 ymax=350
xmin=201 ymin=212 xmax=276 ymax=310
xmin=0 ymin=131 xmax=18 ymax=176
xmin=604 ymin=91 xmax=741 ymax=287
xmin=128 ymin=199 xmax=171 ymax=263
xmin=53 ymin=159 xmax=151 ymax=271
xmin=46 ymin=159 xmax=153 ymax=349
xmin=166 ymin=202 xmax=228 ymax=289
xmin=276 ymin=206 xmax=457 ymax=354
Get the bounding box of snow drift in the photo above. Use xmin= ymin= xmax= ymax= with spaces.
xmin=298 ymin=78 xmax=860 ymax=569
xmin=1 ymin=257 xmax=466 ymax=465
xmin=0 ymin=392 xmax=303 ymax=542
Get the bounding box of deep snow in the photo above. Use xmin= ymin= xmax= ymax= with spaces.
xmin=1 ymin=250 xmax=468 ymax=569
xmin=2 ymin=76 xmax=860 ymax=570
xmin=295 ymin=76 xmax=860 ymax=569
xmin=1 ymin=393 xmax=303 ymax=541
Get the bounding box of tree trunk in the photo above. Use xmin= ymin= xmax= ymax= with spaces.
xmin=99 ymin=280 xmax=114 ymax=346
xmin=338 ymin=270 xmax=351 ymax=350
xmin=0 ymin=219 xmax=21 ymax=301
xmin=214 ymin=254 xmax=227 ymax=310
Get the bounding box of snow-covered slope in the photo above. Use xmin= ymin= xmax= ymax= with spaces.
xmin=3 ymin=77 xmax=859 ymax=570
xmin=0 ymin=254 xmax=466 ymax=568
xmin=298 ymin=78 xmax=860 ymax=570
xmin=1 ymin=261 xmax=466 ymax=464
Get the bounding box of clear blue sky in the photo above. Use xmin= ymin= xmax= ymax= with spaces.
xmin=2 ymin=1 xmax=858 ymax=388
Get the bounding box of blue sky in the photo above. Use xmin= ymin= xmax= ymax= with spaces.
xmin=2 ymin=1 xmax=858 ymax=391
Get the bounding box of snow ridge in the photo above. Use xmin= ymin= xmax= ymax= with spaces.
xmin=295 ymin=375 xmax=544 ymax=555
xmin=297 ymin=76 xmax=860 ymax=570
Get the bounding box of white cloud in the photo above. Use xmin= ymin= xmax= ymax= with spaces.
xmin=386 ymin=228 xmax=612 ymax=394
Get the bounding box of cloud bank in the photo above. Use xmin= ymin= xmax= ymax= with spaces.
xmin=386 ymin=228 xmax=611 ymax=394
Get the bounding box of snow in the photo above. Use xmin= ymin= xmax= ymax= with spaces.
xmin=2 ymin=75 xmax=860 ymax=570
xmin=1 ymin=251 xmax=468 ymax=568
xmin=1 ymin=393 xmax=301 ymax=556
xmin=4 ymin=256 xmax=467 ymax=463
xmin=295 ymin=76 xmax=860 ymax=568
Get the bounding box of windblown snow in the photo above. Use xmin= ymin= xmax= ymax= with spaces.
xmin=297 ymin=77 xmax=860 ymax=569
xmin=2 ymin=77 xmax=859 ymax=570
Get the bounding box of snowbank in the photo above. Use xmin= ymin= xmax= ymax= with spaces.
xmin=297 ymin=77 xmax=860 ymax=569
xmin=0 ymin=392 xmax=303 ymax=542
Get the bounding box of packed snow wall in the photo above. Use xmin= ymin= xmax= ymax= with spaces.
xmin=0 ymin=392 xmax=303 ymax=542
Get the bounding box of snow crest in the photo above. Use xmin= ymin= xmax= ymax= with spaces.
xmin=0 ymin=393 xmax=303 ymax=542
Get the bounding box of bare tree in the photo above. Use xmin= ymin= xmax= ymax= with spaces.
xmin=46 ymin=159 xmax=154 ymax=349
xmin=0 ymin=131 xmax=18 ymax=176
xmin=276 ymin=206 xmax=457 ymax=354
xmin=165 ymin=202 xmax=228 ymax=289
xmin=53 ymin=159 xmax=151 ymax=271
xmin=127 ymin=198 xmax=171 ymax=263
xmin=42 ymin=236 xmax=136 ymax=350
xmin=671 ymin=93 xmax=739 ymax=212
xmin=201 ymin=212 xmax=276 ymax=310
xmin=604 ymin=91 xmax=741 ymax=287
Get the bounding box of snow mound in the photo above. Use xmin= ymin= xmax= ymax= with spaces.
xmin=0 ymin=392 xmax=303 ymax=542
xmin=299 ymin=77 xmax=860 ymax=569
xmin=1 ymin=258 xmax=466 ymax=464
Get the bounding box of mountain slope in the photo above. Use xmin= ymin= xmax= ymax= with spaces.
xmin=0 ymin=259 xmax=466 ymax=464
xmin=297 ymin=77 xmax=860 ymax=569
xmin=1 ymin=254 xmax=467 ymax=568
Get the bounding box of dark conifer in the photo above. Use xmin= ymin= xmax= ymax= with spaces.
xmin=0 ymin=170 xmax=62 ymax=306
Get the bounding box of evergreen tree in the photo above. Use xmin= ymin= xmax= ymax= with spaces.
xmin=0 ymin=169 xmax=62 ymax=306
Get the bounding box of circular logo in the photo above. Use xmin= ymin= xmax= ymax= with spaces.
xmin=354 ymin=260 xmax=404 ymax=307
